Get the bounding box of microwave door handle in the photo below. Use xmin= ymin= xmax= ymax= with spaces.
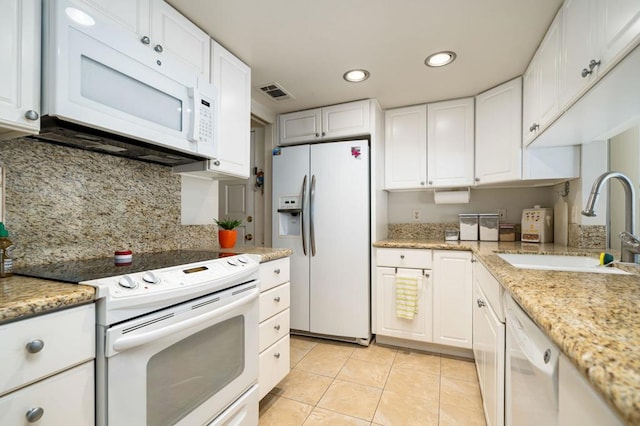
xmin=110 ymin=288 xmax=258 ymax=354
xmin=187 ymin=87 xmax=198 ymax=143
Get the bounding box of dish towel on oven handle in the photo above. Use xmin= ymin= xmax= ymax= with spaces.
xmin=395 ymin=273 xmax=420 ymax=319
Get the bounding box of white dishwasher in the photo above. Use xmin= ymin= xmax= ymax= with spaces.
xmin=504 ymin=294 xmax=559 ymax=426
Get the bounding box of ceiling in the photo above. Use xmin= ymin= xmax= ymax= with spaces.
xmin=168 ymin=0 xmax=563 ymax=115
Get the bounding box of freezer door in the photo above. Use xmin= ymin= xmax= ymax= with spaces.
xmin=272 ymin=145 xmax=311 ymax=331
xmin=309 ymin=141 xmax=370 ymax=339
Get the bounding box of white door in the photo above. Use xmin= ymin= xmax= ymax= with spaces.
xmin=322 ymin=100 xmax=370 ymax=140
xmin=384 ymin=105 xmax=427 ymax=189
xmin=598 ymin=0 xmax=640 ymax=71
xmin=536 ymin=9 xmax=562 ymax=130
xmin=278 ymin=109 xmax=322 ymax=145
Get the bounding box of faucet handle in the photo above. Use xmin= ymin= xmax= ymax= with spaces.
xmin=619 ymin=231 xmax=640 ymax=249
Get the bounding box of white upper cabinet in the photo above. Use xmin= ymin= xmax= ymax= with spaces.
xmin=0 ymin=0 xmax=41 ymax=136
xmin=427 ymin=98 xmax=475 ymax=187
xmin=278 ymin=100 xmax=371 ymax=145
xmin=475 ymin=77 xmax=523 ymax=185
xmin=209 ymin=41 xmax=251 ymax=178
xmin=384 ymin=105 xmax=427 ymax=190
xmin=599 ymin=1 xmax=640 ymax=70
xmin=523 ymin=8 xmax=563 ymax=146
xmin=80 ymin=0 xmax=210 ymax=80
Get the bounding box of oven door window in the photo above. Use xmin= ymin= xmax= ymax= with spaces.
xmin=146 ymin=316 xmax=245 ymax=426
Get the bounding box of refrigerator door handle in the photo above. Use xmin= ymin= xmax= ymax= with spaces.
xmin=301 ymin=175 xmax=308 ymax=256
xmin=310 ymin=174 xmax=317 ymax=256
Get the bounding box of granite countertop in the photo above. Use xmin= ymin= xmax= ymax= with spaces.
xmin=0 ymin=247 xmax=293 ymax=326
xmin=0 ymin=275 xmax=95 ymax=324
xmin=375 ymin=239 xmax=640 ymax=425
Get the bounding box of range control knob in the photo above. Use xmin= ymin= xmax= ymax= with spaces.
xmin=118 ymin=275 xmax=137 ymax=289
xmin=227 ymin=258 xmax=239 ymax=266
xmin=237 ymin=255 xmax=249 ymax=264
xmin=142 ymin=271 xmax=160 ymax=284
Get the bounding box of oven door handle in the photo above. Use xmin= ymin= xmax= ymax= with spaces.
xmin=110 ymin=288 xmax=259 ymax=354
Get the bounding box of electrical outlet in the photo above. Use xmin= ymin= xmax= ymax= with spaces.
xmin=412 ymin=209 xmax=421 ymax=222
xmin=497 ymin=208 xmax=507 ymax=221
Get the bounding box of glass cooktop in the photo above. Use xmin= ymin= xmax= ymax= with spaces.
xmin=14 ymin=250 xmax=239 ymax=283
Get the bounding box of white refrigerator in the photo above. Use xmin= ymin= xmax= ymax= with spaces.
xmin=272 ymin=140 xmax=370 ymax=343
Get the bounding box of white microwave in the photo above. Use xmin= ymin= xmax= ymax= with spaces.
xmin=38 ymin=0 xmax=217 ymax=166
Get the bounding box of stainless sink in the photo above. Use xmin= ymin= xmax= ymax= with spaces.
xmin=497 ymin=253 xmax=631 ymax=275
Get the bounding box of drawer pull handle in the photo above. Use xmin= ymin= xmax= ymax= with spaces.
xmin=25 ymin=407 xmax=44 ymax=423
xmin=400 ymin=255 xmax=405 ymax=259
xmin=476 ymin=299 xmax=486 ymax=308
xmin=274 ymin=296 xmax=281 ymax=302
xmin=274 ymin=324 xmax=281 ymax=331
xmin=274 ymin=268 xmax=281 ymax=274
xmin=26 ymin=339 xmax=44 ymax=354
xmin=274 ymin=352 xmax=281 ymax=359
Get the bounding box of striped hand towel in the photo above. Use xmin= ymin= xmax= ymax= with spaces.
xmin=396 ymin=274 xmax=419 ymax=319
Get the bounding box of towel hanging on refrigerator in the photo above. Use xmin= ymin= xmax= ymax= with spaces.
xmin=396 ymin=274 xmax=419 ymax=319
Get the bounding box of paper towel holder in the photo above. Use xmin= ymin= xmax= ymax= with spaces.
xmin=434 ymin=187 xmax=471 ymax=204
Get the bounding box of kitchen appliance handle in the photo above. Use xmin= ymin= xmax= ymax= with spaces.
xmin=310 ymin=174 xmax=317 ymax=256
xmin=111 ymin=288 xmax=259 ymax=354
xmin=186 ymin=87 xmax=198 ymax=143
xmin=300 ymin=175 xmax=308 ymax=256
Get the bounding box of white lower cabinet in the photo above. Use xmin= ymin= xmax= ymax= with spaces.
xmin=0 ymin=304 xmax=95 ymax=424
xmin=472 ymin=260 xmax=505 ymax=426
xmin=258 ymin=257 xmax=291 ymax=400
xmin=432 ymin=250 xmax=473 ymax=349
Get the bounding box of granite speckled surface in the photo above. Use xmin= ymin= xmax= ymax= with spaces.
xmin=0 ymin=276 xmax=95 ymax=324
xmin=374 ymin=239 xmax=640 ymax=424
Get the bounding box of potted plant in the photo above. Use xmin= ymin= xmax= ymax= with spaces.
xmin=215 ymin=217 xmax=242 ymax=248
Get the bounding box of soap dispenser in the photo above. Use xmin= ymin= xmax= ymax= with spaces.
xmin=0 ymin=222 xmax=14 ymax=277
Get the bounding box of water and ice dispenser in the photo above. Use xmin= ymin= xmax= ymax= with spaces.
xmin=277 ymin=195 xmax=302 ymax=236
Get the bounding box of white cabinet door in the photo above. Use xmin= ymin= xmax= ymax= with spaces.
xmin=78 ymin=0 xmax=149 ymax=37
xmin=432 ymin=251 xmax=472 ymax=349
xmin=522 ymin=59 xmax=538 ymax=146
xmin=376 ymin=267 xmax=432 ymax=342
xmin=598 ymin=0 xmax=640 ymax=72
xmin=0 ymin=0 xmax=40 ymax=136
xmin=210 ymin=41 xmax=251 ymax=178
xmin=150 ymin=0 xmax=210 ymax=78
xmin=427 ymin=98 xmax=474 ymax=187
xmin=475 ymin=77 xmax=522 ymax=184
xmin=473 ymin=279 xmax=505 ymax=426
xmin=278 ymin=109 xmax=323 ymax=145
xmin=322 ymin=100 xmax=370 ymax=140
xmin=384 ymin=105 xmax=427 ymax=189
xmin=537 ymin=9 xmax=563 ymax=131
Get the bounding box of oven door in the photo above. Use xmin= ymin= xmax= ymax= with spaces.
xmin=103 ymin=282 xmax=259 ymax=426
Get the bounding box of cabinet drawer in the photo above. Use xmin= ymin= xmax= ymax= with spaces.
xmin=259 ymin=335 xmax=290 ymax=400
xmin=259 ymin=309 xmax=290 ymax=352
xmin=0 ymin=361 xmax=94 ymax=426
xmin=0 ymin=304 xmax=95 ymax=396
xmin=259 ymin=282 xmax=290 ymax=322
xmin=376 ymin=248 xmax=432 ymax=269
xmin=259 ymin=258 xmax=290 ymax=292
xmin=475 ymin=260 xmax=505 ymax=322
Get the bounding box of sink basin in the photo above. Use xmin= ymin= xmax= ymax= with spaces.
xmin=497 ymin=253 xmax=631 ymax=275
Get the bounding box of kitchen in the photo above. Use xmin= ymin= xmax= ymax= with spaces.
xmin=1 ymin=0 xmax=640 ymax=425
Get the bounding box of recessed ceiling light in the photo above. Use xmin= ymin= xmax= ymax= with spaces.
xmin=343 ymin=69 xmax=370 ymax=83
xmin=425 ymin=51 xmax=457 ymax=67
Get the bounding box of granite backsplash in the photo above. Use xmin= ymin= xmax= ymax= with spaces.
xmin=0 ymin=138 xmax=217 ymax=267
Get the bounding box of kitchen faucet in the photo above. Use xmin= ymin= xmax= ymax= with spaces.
xmin=582 ymin=171 xmax=638 ymax=263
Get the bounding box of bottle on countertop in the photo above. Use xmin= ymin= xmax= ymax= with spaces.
xmin=0 ymin=222 xmax=14 ymax=278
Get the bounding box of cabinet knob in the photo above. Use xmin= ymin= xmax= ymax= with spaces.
xmin=581 ymin=68 xmax=592 ymax=78
xmin=24 ymin=110 xmax=39 ymax=121
xmin=400 ymin=255 xmax=405 ymax=259
xmin=529 ymin=123 xmax=539 ymax=132
xmin=213 ymin=160 xmax=221 ymax=166
xmin=420 ymin=181 xmax=425 ymax=186
xmin=543 ymin=348 xmax=551 ymax=364
xmin=140 ymin=36 xmax=150 ymax=45
xmin=274 ymin=296 xmax=281 ymax=302
xmin=476 ymin=299 xmax=486 ymax=308
xmin=321 ymin=131 xmax=326 ymax=137
xmin=428 ymin=181 xmax=433 ymax=185
xmin=274 ymin=324 xmax=281 ymax=331
xmin=25 ymin=407 xmax=44 ymax=423
xmin=25 ymin=339 xmax=44 ymax=354
xmin=315 ymin=133 xmax=320 ymax=138
xmin=154 ymin=44 xmax=163 ymax=53
xmin=475 ymin=177 xmax=480 ymax=182
xmin=274 ymin=352 xmax=281 ymax=359
xmin=274 ymin=268 xmax=281 ymax=274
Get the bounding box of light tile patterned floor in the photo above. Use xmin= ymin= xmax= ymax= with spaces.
xmin=259 ymin=336 xmax=486 ymax=426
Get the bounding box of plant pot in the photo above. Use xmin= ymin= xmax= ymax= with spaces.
xmin=218 ymin=229 xmax=238 ymax=248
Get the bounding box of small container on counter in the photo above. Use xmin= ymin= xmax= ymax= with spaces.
xmin=0 ymin=222 xmax=14 ymax=277
xmin=459 ymin=214 xmax=479 ymax=241
xmin=445 ymin=229 xmax=460 ymax=241
xmin=499 ymin=223 xmax=516 ymax=242
xmin=479 ymin=214 xmax=499 ymax=241
xmin=114 ymin=250 xmax=133 ymax=266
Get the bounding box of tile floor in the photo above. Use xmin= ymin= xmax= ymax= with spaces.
xmin=259 ymin=335 xmax=487 ymax=425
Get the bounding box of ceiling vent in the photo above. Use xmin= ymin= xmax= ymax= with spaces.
xmin=256 ymin=82 xmax=295 ymax=102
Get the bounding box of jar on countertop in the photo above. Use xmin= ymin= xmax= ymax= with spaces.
xmin=0 ymin=222 xmax=14 ymax=278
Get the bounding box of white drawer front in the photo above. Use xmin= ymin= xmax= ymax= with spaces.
xmin=0 ymin=361 xmax=94 ymax=426
xmin=259 ymin=283 xmax=290 ymax=322
xmin=475 ymin=260 xmax=505 ymax=322
xmin=259 ymin=258 xmax=290 ymax=292
xmin=259 ymin=335 xmax=290 ymax=400
xmin=376 ymin=248 xmax=432 ymax=269
xmin=0 ymin=305 xmax=95 ymax=396
xmin=259 ymin=309 xmax=290 ymax=352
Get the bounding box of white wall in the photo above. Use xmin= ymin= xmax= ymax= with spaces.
xmin=388 ymin=187 xmax=556 ymax=224
xmin=609 ymin=125 xmax=640 ymax=244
